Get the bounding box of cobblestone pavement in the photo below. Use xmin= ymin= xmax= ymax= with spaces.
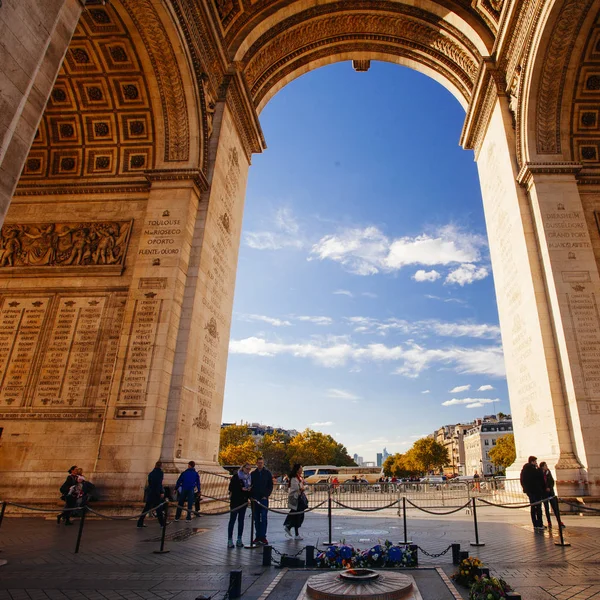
xmin=0 ymin=505 xmax=598 ymax=599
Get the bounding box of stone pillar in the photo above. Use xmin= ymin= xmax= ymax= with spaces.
xmin=159 ymin=99 xmax=250 ymax=476
xmin=472 ymin=96 xmax=586 ymax=494
xmin=0 ymin=0 xmax=82 ymax=225
xmin=93 ymin=171 xmax=205 ymax=500
xmin=517 ymin=164 xmax=600 ymax=493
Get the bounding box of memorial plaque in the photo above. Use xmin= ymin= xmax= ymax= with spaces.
xmin=0 ymin=297 xmax=50 ymax=406
xmin=117 ymin=295 xmax=162 ymax=410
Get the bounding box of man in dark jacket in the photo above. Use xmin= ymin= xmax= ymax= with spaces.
xmin=175 ymin=461 xmax=201 ymax=522
xmin=57 ymin=465 xmax=78 ymax=525
xmin=137 ymin=461 xmax=165 ymax=528
xmin=520 ymin=455 xmax=545 ymax=529
xmin=250 ymin=457 xmax=273 ymax=544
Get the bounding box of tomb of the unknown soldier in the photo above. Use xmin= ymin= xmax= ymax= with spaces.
xmin=2 ymin=0 xmax=600 ymax=598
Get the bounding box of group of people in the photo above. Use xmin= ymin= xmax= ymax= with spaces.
xmin=520 ymin=455 xmax=564 ymax=530
xmin=227 ymin=458 xmax=307 ymax=548
xmin=57 ymin=465 xmax=95 ymax=525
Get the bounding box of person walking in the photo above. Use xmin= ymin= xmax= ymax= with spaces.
xmin=58 ymin=466 xmax=78 ymax=525
xmin=283 ymin=464 xmax=307 ymax=540
xmin=539 ymin=461 xmax=565 ymax=528
xmin=520 ymin=455 xmax=545 ymax=530
xmin=175 ymin=461 xmax=201 ymax=522
xmin=250 ymin=457 xmax=273 ymax=544
xmin=137 ymin=461 xmax=166 ymax=528
xmin=227 ymin=463 xmax=252 ymax=548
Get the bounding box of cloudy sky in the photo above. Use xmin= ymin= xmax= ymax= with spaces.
xmin=222 ymin=61 xmax=508 ymax=462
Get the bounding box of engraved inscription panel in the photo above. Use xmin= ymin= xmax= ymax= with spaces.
xmin=0 ymin=298 xmax=50 ymax=406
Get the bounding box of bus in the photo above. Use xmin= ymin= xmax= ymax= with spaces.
xmin=303 ymin=465 xmax=384 ymax=485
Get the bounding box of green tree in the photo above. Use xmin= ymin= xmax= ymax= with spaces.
xmin=220 ymin=424 xmax=252 ymax=448
xmin=287 ymin=429 xmax=352 ymax=466
xmin=219 ymin=438 xmax=257 ymax=465
xmin=258 ymin=431 xmax=290 ymax=476
xmin=488 ymin=434 xmax=516 ymax=470
xmin=328 ymin=437 xmax=356 ymax=466
xmin=411 ymin=438 xmax=449 ymax=473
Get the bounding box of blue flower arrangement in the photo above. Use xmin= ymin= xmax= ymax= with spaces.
xmin=316 ymin=540 xmax=417 ymax=569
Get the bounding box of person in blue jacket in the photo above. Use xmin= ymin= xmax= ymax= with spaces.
xmin=250 ymin=457 xmax=273 ymax=544
xmin=175 ymin=461 xmax=201 ymax=522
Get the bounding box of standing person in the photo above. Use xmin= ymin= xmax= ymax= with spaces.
xmin=58 ymin=466 xmax=78 ymax=525
xmin=227 ymin=463 xmax=252 ymax=548
xmin=137 ymin=461 xmax=166 ymax=528
xmin=283 ymin=464 xmax=307 ymax=540
xmin=520 ymin=456 xmax=545 ymax=530
xmin=175 ymin=461 xmax=201 ymax=522
xmin=539 ymin=461 xmax=565 ymax=528
xmin=250 ymin=457 xmax=273 ymax=544
xmin=473 ymin=471 xmax=481 ymax=492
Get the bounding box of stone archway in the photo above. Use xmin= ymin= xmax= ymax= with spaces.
xmin=1 ymin=0 xmax=600 ymax=502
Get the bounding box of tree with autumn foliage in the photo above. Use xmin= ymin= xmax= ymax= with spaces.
xmin=287 ymin=429 xmax=355 ymax=467
xmin=258 ymin=430 xmax=290 ymax=476
xmin=488 ymin=433 xmax=516 ymax=472
xmin=219 ymin=424 xmax=257 ymax=465
xmin=411 ymin=437 xmax=449 ymax=473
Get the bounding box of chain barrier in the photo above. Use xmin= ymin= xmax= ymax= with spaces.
xmin=252 ymin=498 xmax=327 ymax=515
xmin=416 ymin=544 xmax=452 ymax=558
xmin=87 ymin=501 xmax=169 ymax=520
xmin=560 ymin=499 xmax=600 ymax=512
xmin=405 ymin=498 xmax=471 ymax=515
xmin=476 ymin=496 xmax=553 ymax=510
xmin=332 ymin=498 xmax=400 ymax=511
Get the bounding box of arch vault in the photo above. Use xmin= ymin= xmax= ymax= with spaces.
xmin=1 ymin=0 xmax=600 ymax=501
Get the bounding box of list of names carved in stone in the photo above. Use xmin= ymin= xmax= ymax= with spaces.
xmin=567 ymin=292 xmax=600 ymax=398
xmin=33 ymin=297 xmax=107 ymax=407
xmin=0 ymin=297 xmax=50 ymax=406
xmin=117 ymin=297 xmax=162 ymax=406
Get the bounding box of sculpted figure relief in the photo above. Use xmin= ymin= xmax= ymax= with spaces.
xmin=0 ymin=221 xmax=132 ymax=268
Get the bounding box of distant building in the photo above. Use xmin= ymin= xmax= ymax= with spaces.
xmin=376 ymin=453 xmax=383 ymax=467
xmin=353 ymin=453 xmax=364 ymax=466
xmin=463 ymin=416 xmax=513 ymax=476
xmin=382 ymin=447 xmax=390 ymax=461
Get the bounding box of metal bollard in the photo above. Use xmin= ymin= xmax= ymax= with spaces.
xmin=262 ymin=545 xmax=272 ymax=566
xmin=74 ymin=506 xmax=87 ymax=554
xmin=470 ymin=497 xmax=485 ymax=546
xmin=229 ymin=570 xmax=242 ymax=599
xmin=306 ymin=545 xmax=316 ymax=567
xmin=451 ymin=543 xmax=461 ymax=565
xmin=409 ymin=544 xmax=418 ymax=567
xmin=399 ymin=496 xmax=412 ymax=544
xmin=459 ymin=550 xmax=469 ymax=562
xmin=554 ymin=500 xmax=570 ymax=547
xmin=245 ymin=502 xmax=259 ymax=549
xmin=323 ymin=486 xmax=338 ymax=546
xmin=153 ymin=504 xmax=170 ymax=554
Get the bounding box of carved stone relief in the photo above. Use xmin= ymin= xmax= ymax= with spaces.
xmin=0 ymin=221 xmax=132 ymax=271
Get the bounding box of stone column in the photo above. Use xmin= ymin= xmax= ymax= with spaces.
xmin=0 ymin=0 xmax=82 ymax=225
xmin=471 ymin=95 xmax=586 ymax=494
xmin=518 ymin=164 xmax=600 ymax=492
xmin=93 ymin=171 xmax=205 ymax=500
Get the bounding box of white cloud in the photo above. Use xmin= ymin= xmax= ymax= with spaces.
xmin=297 ymin=316 xmax=333 ymax=326
xmin=412 ymin=269 xmax=441 ymax=282
xmin=327 ymin=388 xmax=361 ymax=401
xmin=421 ymin=390 xmax=430 ymax=394
xmin=445 ymin=263 xmax=489 ymax=286
xmin=239 ymin=314 xmax=292 ymax=327
xmin=310 ymin=224 xmax=487 ymax=276
xmin=333 ymin=289 xmax=354 ymax=297
xmin=362 ymin=292 xmax=378 ymax=298
xmin=345 ymin=317 xmax=500 ymax=340
xmin=311 ymin=421 xmax=333 ymax=427
xmin=441 ymin=398 xmax=498 ymax=407
xmin=244 ymin=207 xmax=304 ymax=250
xmin=449 ymin=385 xmax=471 ymax=393
xmin=230 ymin=336 xmax=506 ymax=377
xmin=425 ymin=295 xmax=467 ymax=305
xmin=478 ymin=384 xmax=494 ymax=391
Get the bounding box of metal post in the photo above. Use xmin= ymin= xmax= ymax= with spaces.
xmin=153 ymin=504 xmax=170 ymax=554
xmin=554 ymin=499 xmax=570 ymax=547
xmin=451 ymin=543 xmax=461 ymax=565
xmin=0 ymin=502 xmax=6 ymax=531
xmin=74 ymin=506 xmax=87 ymax=554
xmin=470 ymin=497 xmax=485 ymax=546
xmin=229 ymin=570 xmax=242 ymax=599
xmin=409 ymin=544 xmax=419 ymax=567
xmin=399 ymin=496 xmax=412 ymax=544
xmin=245 ymin=501 xmax=259 ymax=548
xmin=322 ymin=485 xmax=338 ymax=546
xmin=306 ymin=545 xmax=316 ymax=567
xmin=262 ymin=545 xmax=272 ymax=566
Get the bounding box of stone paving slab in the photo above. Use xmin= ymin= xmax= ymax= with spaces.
xmin=0 ymin=507 xmax=598 ymax=599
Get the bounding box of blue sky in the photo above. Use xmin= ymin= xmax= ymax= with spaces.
xmin=222 ymin=61 xmax=508 ymax=462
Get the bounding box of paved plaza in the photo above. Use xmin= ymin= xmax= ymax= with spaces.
xmin=0 ymin=505 xmax=599 ymax=600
